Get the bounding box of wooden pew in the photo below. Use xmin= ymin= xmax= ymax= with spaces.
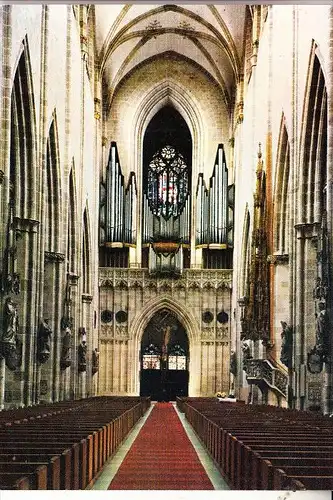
xmin=0 ymin=465 xmax=48 ymax=490
xmin=0 ymin=396 xmax=150 ymax=489
xmin=181 ymin=397 xmax=333 ymax=490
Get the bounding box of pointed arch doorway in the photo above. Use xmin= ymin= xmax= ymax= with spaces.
xmin=140 ymin=308 xmax=189 ymax=401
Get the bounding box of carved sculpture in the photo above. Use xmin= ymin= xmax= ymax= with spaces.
xmin=37 ymin=319 xmax=52 ymax=364
xmin=92 ymin=348 xmax=99 ymax=375
xmin=60 ymin=327 xmax=72 ymax=369
xmin=315 ymin=301 xmax=329 ymax=359
xmin=241 ymin=146 xmax=270 ymax=344
xmin=78 ymin=340 xmax=87 ymax=372
xmin=1 ymin=297 xmax=22 ymax=371
xmin=242 ymin=340 xmax=252 ymax=371
xmin=280 ymin=321 xmax=293 ymax=368
xmin=308 ymin=206 xmax=331 ymax=373
xmin=3 ymin=297 xmax=18 ymax=346
xmin=313 ymin=277 xmax=328 ymax=302
xmin=230 ymin=350 xmax=237 ymax=376
xmin=308 ymin=279 xmax=330 ymax=373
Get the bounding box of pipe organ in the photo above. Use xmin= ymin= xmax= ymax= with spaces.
xmin=100 ymin=141 xmax=233 ymax=271
xmin=196 ymin=144 xmax=234 ymax=247
xmin=142 ymin=145 xmax=190 ymax=276
xmin=99 ymin=142 xmax=137 ymax=246
xmin=142 ymin=195 xmax=190 ymax=245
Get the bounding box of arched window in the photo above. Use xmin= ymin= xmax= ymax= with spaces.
xmin=168 ymin=344 xmax=187 ymax=370
xmin=147 ymin=145 xmax=189 ymax=220
xmin=142 ymin=344 xmax=161 ymax=370
xmin=82 ymin=208 xmax=91 ymax=294
xmin=274 ymin=118 xmax=290 ymax=255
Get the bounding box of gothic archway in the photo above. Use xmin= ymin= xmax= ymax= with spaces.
xmin=140 ymin=308 xmax=189 ymax=401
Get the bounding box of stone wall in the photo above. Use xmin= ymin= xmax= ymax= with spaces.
xmin=99 ymin=268 xmax=232 ymax=396
xmin=0 ymin=5 xmax=99 ymax=408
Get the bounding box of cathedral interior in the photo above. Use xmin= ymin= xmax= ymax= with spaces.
xmin=0 ymin=0 xmax=332 ymax=445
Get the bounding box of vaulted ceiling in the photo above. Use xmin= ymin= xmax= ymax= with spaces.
xmin=94 ymin=4 xmax=247 ymax=114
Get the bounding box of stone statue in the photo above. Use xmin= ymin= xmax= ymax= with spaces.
xmin=280 ymin=321 xmax=293 ymax=368
xmin=78 ymin=340 xmax=87 ymax=372
xmin=2 ymin=297 xmax=18 ymax=345
xmin=37 ymin=319 xmax=52 ymax=364
xmin=313 ymin=277 xmax=328 ymax=302
xmin=242 ymin=341 xmax=251 ymax=359
xmin=6 ymin=273 xmax=20 ymax=295
xmin=315 ymin=301 xmax=329 ymax=358
xmin=60 ymin=327 xmax=72 ymax=369
xmin=61 ymin=316 xmax=72 ymax=330
xmin=230 ymin=350 xmax=237 ymax=376
xmin=242 ymin=340 xmax=252 ymax=371
xmin=6 ymin=336 xmax=22 ymax=371
xmin=1 ymin=297 xmax=22 ymax=371
xmin=92 ymin=347 xmax=99 ymax=375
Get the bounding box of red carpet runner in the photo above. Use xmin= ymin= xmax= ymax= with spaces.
xmin=108 ymin=402 xmax=214 ymax=490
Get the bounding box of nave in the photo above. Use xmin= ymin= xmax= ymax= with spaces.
xmin=92 ymin=402 xmax=226 ymax=490
xmin=1 ymin=395 xmax=333 ymax=490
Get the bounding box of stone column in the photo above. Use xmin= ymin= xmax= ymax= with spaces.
xmin=294 ymin=223 xmax=318 ymax=409
xmin=0 ymin=6 xmax=12 ymax=410
xmin=289 ymin=5 xmax=299 ymax=409
xmin=322 ymin=4 xmax=333 ymax=415
xmin=58 ymin=6 xmax=73 ymax=402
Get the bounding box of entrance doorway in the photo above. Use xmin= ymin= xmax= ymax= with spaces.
xmin=140 ymin=309 xmax=189 ymax=401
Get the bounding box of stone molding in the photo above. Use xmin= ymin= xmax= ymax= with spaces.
xmin=267 ymin=254 xmax=289 ymax=265
xmin=82 ymin=293 xmax=93 ymax=303
xmin=14 ymin=217 xmax=39 ymax=233
xmin=100 ymin=324 xmax=129 ymax=340
xmin=295 ymin=222 xmax=320 ymax=240
xmin=68 ymin=273 xmax=79 ymax=286
xmin=99 ymin=268 xmax=233 ymax=291
xmin=100 ymin=338 xmax=128 ymax=345
xmin=44 ymin=251 xmax=65 ymax=263
xmin=115 ymin=325 xmax=129 ymax=338
xmin=100 ymin=324 xmax=113 ymax=337
xmin=216 ymin=326 xmax=229 ymax=338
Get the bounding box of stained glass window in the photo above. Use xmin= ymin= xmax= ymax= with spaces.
xmin=168 ymin=344 xmax=187 ymax=370
xmin=168 ymin=355 xmax=186 ymax=370
xmin=142 ymin=344 xmax=161 ymax=370
xmin=142 ymin=355 xmax=160 ymax=370
xmin=147 ymin=145 xmax=189 ymax=220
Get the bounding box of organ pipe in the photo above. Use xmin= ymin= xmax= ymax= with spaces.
xmin=196 ymin=175 xmax=203 ymax=245
xmin=100 ymin=141 xmax=137 ymax=246
xmin=125 ymin=173 xmax=137 ymax=244
xmin=195 ymin=143 xmax=233 ymax=246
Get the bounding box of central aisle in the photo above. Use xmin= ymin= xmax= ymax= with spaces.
xmin=108 ymin=402 xmax=215 ymax=490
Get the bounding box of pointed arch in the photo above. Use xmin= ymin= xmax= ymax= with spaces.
xmin=239 ymin=205 xmax=251 ymax=298
xmin=10 ymin=36 xmax=37 ymax=220
xmin=274 ymin=114 xmax=290 ymax=254
xmin=131 ymin=295 xmax=200 ymax=346
xmin=87 ymin=5 xmax=97 ymax=83
xmin=130 ymin=295 xmax=201 ymax=396
xmin=299 ymin=41 xmax=327 ymax=224
xmin=82 ymin=204 xmax=92 ymax=294
xmin=133 ymin=77 xmax=204 ymax=189
xmin=45 ymin=110 xmax=62 ymax=252
xmin=67 ymin=159 xmax=78 ymax=274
